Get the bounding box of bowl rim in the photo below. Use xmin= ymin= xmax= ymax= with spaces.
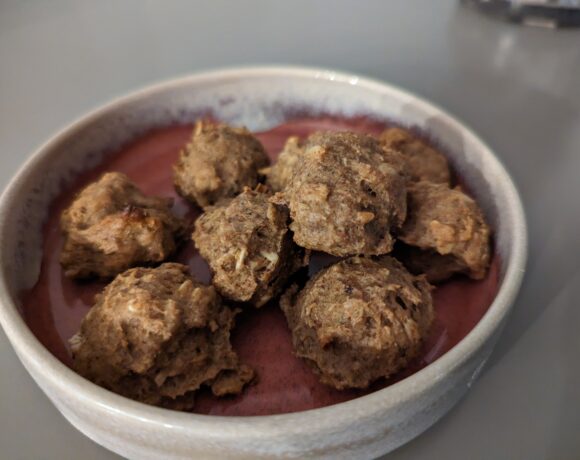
xmin=0 ymin=65 xmax=527 ymax=437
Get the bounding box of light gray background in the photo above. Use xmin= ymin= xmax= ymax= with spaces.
xmin=1 ymin=1 xmax=579 ymax=459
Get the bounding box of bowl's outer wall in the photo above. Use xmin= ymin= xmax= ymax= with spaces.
xmin=0 ymin=68 xmax=526 ymax=460
xmin=21 ymin=325 xmax=504 ymax=460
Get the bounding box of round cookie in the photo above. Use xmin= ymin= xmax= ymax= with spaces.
xmin=281 ymin=256 xmax=433 ymax=390
xmin=60 ymin=172 xmax=186 ymax=279
xmin=277 ymin=132 xmax=407 ymax=256
xmin=193 ymin=185 xmax=305 ymax=307
xmin=174 ymin=121 xmax=270 ymax=208
xmin=398 ymin=181 xmax=491 ymax=282
xmin=71 ymin=263 xmax=253 ymax=409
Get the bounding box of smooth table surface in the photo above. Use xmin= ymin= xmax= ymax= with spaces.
xmin=1 ymin=1 xmax=579 ymax=459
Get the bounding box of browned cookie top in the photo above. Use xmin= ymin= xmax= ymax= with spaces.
xmin=379 ymin=127 xmax=451 ymax=185
xmin=261 ymin=136 xmax=304 ymax=193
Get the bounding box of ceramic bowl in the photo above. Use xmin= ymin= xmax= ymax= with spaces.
xmin=0 ymin=67 xmax=527 ymax=460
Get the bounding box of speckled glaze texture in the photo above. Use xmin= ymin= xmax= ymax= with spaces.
xmin=0 ymin=67 xmax=527 ymax=460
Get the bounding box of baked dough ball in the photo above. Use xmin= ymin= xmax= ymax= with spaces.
xmin=379 ymin=127 xmax=451 ymax=185
xmin=276 ymin=132 xmax=407 ymax=256
xmin=281 ymin=256 xmax=433 ymax=390
xmin=60 ymin=172 xmax=186 ymax=279
xmin=193 ymin=185 xmax=304 ymax=307
xmin=261 ymin=136 xmax=303 ymax=192
xmin=70 ymin=263 xmax=253 ymax=410
xmin=174 ymin=121 xmax=270 ymax=208
xmin=398 ymin=181 xmax=491 ymax=282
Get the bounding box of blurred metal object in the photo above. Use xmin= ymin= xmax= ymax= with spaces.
xmin=463 ymin=0 xmax=580 ymax=27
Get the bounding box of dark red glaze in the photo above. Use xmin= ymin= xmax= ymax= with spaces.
xmin=20 ymin=117 xmax=500 ymax=416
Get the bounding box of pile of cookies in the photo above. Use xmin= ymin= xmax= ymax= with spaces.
xmin=61 ymin=121 xmax=491 ymax=409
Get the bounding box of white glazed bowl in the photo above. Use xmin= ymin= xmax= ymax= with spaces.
xmin=0 ymin=67 xmax=526 ymax=460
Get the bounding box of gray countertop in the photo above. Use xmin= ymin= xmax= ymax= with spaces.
xmin=1 ymin=1 xmax=579 ymax=459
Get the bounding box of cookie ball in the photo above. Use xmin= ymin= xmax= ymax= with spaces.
xmin=379 ymin=127 xmax=451 ymax=184
xmin=261 ymin=136 xmax=303 ymax=192
xmin=193 ymin=185 xmax=305 ymax=307
xmin=281 ymin=256 xmax=433 ymax=390
xmin=60 ymin=172 xmax=186 ymax=279
xmin=277 ymin=132 xmax=407 ymax=256
xmin=398 ymin=181 xmax=491 ymax=282
xmin=174 ymin=121 xmax=270 ymax=208
xmin=70 ymin=263 xmax=253 ymax=410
